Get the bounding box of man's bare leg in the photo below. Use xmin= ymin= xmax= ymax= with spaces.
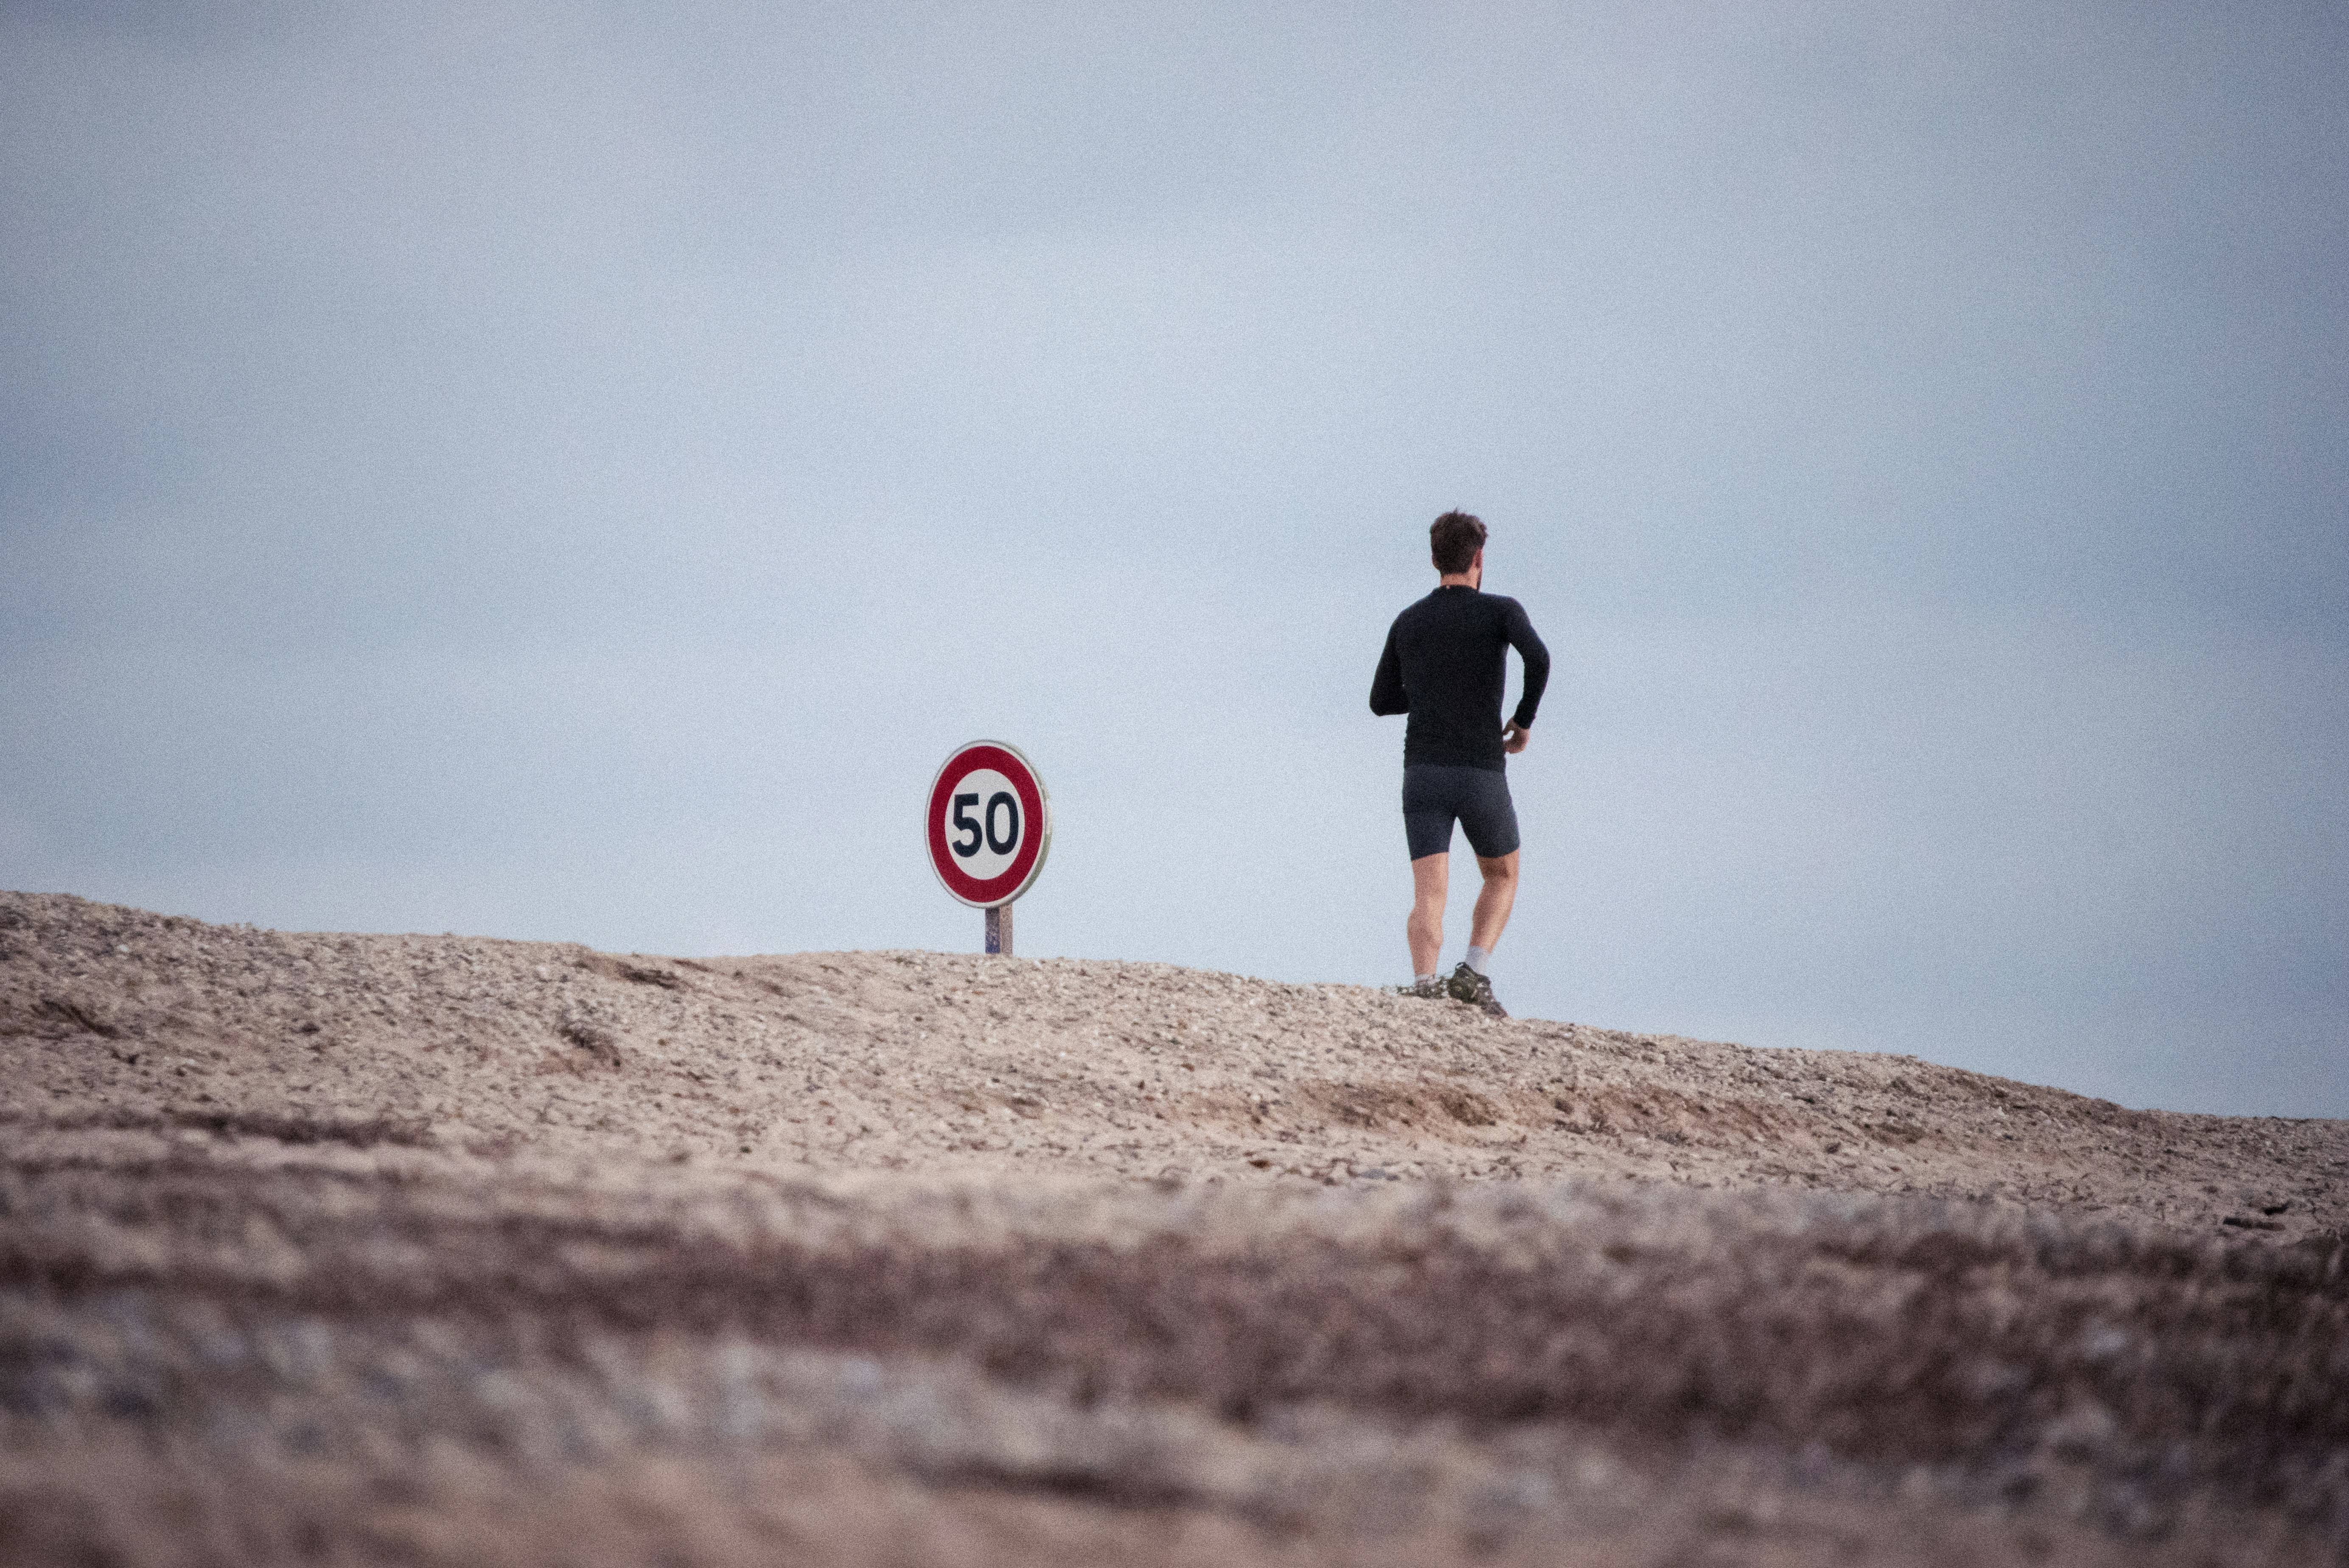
xmin=1408 ymin=852 xmax=1449 ymax=977
xmin=1468 ymin=850 xmax=1520 ymax=955
xmin=1434 ymin=848 xmax=1522 ymax=1016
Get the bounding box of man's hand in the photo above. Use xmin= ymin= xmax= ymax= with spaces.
xmin=1502 ymin=722 xmax=1530 ymax=754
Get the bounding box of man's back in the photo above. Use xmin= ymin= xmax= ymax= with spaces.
xmin=1369 ymin=585 xmax=1550 ymax=770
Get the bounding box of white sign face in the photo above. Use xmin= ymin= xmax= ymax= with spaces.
xmin=937 ymin=767 xmax=1026 ymax=884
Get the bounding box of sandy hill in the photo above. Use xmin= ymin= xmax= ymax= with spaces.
xmin=3 ymin=890 xmax=2346 ymax=1567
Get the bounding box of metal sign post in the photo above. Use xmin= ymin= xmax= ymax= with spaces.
xmin=985 ymin=903 xmax=1012 ymax=956
xmin=926 ymin=741 xmax=1050 ymax=956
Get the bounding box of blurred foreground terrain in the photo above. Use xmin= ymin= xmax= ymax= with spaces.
xmin=3 ymin=890 xmax=2345 ymax=1565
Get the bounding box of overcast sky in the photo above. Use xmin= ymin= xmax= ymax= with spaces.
xmin=4 ymin=2 xmax=2343 ymax=1117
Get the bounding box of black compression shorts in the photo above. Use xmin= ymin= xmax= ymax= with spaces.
xmin=1402 ymin=764 xmax=1521 ymax=860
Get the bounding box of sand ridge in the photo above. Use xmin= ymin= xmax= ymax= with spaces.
xmin=0 ymin=892 xmax=2336 ymax=1234
xmin=3 ymin=890 xmax=2346 ymax=1566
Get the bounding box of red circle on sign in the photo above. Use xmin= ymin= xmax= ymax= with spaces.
xmin=926 ymin=741 xmax=1051 ymax=908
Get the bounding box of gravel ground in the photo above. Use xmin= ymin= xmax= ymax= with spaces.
xmin=3 ymin=890 xmax=2345 ymax=1565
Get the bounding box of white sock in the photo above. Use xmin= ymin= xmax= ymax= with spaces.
xmin=1416 ymin=973 xmax=1439 ymax=987
xmin=1464 ymin=946 xmax=1492 ymax=976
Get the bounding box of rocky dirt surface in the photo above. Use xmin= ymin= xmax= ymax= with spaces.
xmin=3 ymin=890 xmax=2346 ymax=1565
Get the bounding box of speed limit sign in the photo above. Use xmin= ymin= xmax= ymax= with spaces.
xmin=926 ymin=740 xmax=1050 ymax=952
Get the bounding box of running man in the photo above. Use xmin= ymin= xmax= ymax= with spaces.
xmin=1369 ymin=511 xmax=1550 ymax=1016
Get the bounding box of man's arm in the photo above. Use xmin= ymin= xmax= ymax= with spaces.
xmin=1369 ymin=623 xmax=1408 ymax=716
xmin=1503 ymin=600 xmax=1550 ymax=731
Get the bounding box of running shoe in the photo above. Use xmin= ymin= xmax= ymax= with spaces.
xmin=1393 ymin=976 xmax=1446 ymax=1000
xmin=1446 ymin=962 xmax=1508 ymax=1018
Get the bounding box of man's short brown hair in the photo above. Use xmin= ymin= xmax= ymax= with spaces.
xmin=1430 ymin=511 xmax=1487 ymax=574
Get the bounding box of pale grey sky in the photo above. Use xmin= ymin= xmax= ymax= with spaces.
xmin=4 ymin=2 xmax=2343 ymax=1115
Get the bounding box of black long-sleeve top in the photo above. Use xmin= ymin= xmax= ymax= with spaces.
xmin=1369 ymin=585 xmax=1550 ymax=770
